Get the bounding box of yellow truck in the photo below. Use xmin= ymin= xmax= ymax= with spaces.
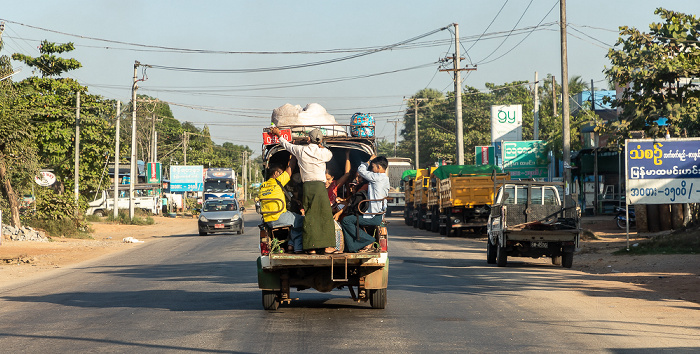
xmin=401 ymin=170 xmax=417 ymax=226
xmin=435 ymin=165 xmax=509 ymax=236
xmin=412 ymin=168 xmax=436 ymax=229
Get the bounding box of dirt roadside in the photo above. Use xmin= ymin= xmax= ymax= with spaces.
xmin=1 ymin=215 xmax=698 ymax=304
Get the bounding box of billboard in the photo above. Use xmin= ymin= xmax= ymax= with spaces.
xmin=502 ymin=140 xmax=548 ymax=179
xmin=146 ymin=162 xmax=161 ymax=184
xmin=625 ymin=138 xmax=700 ymax=204
xmin=170 ymin=165 xmax=204 ymax=192
xmin=491 ymin=105 xmax=522 ymax=143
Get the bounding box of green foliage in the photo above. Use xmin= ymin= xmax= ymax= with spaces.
xmin=605 ymin=8 xmax=700 ymax=141
xmin=105 ymin=209 xmax=155 ymax=225
xmin=614 ymin=231 xmax=699 ymax=255
xmin=11 ymin=40 xmax=82 ymax=77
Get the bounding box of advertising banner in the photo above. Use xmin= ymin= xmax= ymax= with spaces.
xmin=475 ymin=146 xmax=495 ymax=166
xmin=146 ymin=162 xmax=161 ymax=184
xmin=625 ymin=138 xmax=700 ymax=204
xmin=170 ymin=165 xmax=204 ymax=192
xmin=502 ymin=140 xmax=548 ymax=179
xmin=491 ymin=105 xmax=522 ymax=143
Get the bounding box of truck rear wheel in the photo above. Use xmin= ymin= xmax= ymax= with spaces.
xmin=486 ymin=240 xmax=497 ymax=264
xmin=262 ymin=290 xmax=279 ymax=310
xmin=496 ymin=245 xmax=507 ymax=267
xmin=93 ymin=210 xmax=105 ymax=217
xmin=369 ymin=288 xmax=387 ymax=309
xmin=562 ymin=251 xmax=573 ymax=268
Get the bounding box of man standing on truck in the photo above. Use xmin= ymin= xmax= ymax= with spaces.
xmin=258 ymin=156 xmax=303 ymax=253
xmin=269 ymin=126 xmax=337 ymax=254
xmin=341 ymin=155 xmax=390 ymax=253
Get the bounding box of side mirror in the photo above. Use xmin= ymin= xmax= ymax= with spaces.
xmin=240 ymin=206 xmax=246 ymax=212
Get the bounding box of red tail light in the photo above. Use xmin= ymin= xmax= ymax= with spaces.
xmin=260 ymin=242 xmax=270 ymax=256
xmin=379 ymin=238 xmax=388 ymax=252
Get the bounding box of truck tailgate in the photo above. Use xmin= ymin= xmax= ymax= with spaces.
xmin=260 ymin=252 xmax=388 ymax=269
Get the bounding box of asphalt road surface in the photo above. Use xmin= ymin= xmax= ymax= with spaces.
xmin=1 ymin=213 xmax=698 ymax=353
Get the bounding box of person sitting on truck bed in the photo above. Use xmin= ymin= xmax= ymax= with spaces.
xmin=340 ymin=155 xmax=390 ymax=253
xmin=258 ymin=156 xmax=304 ymax=253
xmin=270 ymin=126 xmax=337 ymax=254
xmin=326 ymin=150 xmax=352 ymax=211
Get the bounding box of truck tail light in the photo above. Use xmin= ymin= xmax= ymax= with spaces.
xmin=260 ymin=228 xmax=270 ymax=255
xmin=379 ymin=238 xmax=388 ymax=252
xmin=260 ymin=242 xmax=270 ymax=256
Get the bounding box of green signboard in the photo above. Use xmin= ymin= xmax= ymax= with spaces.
xmin=502 ymin=140 xmax=548 ymax=179
xmin=475 ymin=146 xmax=495 ymax=166
xmin=146 ymin=162 xmax=161 ymax=184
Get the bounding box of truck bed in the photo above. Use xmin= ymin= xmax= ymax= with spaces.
xmin=259 ymin=252 xmax=387 ymax=269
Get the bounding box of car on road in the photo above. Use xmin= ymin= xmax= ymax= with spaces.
xmin=198 ymin=198 xmax=245 ymax=236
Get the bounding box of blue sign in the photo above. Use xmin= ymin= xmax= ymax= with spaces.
xmin=170 ymin=165 xmax=204 ymax=192
xmin=626 ymin=138 xmax=700 ymax=204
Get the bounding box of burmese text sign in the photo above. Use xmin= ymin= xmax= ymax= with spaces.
xmin=626 ymin=138 xmax=700 ymax=204
xmin=170 ymin=165 xmax=204 ymax=192
xmin=502 ymin=140 xmax=548 ymax=179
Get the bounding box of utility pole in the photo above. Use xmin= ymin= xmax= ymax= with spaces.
xmin=440 ymin=23 xmax=476 ymax=165
xmin=114 ymin=101 xmax=121 ymax=219
xmin=242 ymin=151 xmax=248 ymax=202
xmin=405 ymin=98 xmax=428 ymax=169
xmin=388 ymin=120 xmax=400 ymax=157
xmin=130 ymin=61 xmax=139 ymax=220
xmin=560 ymin=0 xmax=572 ymax=205
xmin=74 ymin=91 xmax=81 ymax=206
xmin=182 ymin=132 xmax=189 ymax=165
xmin=151 ymin=113 xmax=157 ymax=162
xmin=552 ymin=76 xmax=557 ymax=116
xmin=534 ymin=72 xmax=539 ymax=140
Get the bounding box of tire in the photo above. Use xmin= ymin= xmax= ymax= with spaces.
xmin=496 ymin=244 xmax=507 ymax=267
xmin=552 ymin=255 xmax=562 ymax=265
xmin=486 ymin=240 xmax=497 ymax=264
xmin=431 ymin=211 xmax=440 ymax=233
xmin=369 ymin=288 xmax=387 ymax=309
xmin=616 ymin=217 xmax=626 ymax=229
xmin=418 ymin=210 xmax=425 ymax=229
xmin=238 ymin=226 xmax=244 ymax=235
xmin=199 ymin=231 xmax=207 ymax=236
xmin=262 ymin=290 xmax=279 ymax=310
xmin=93 ymin=210 xmax=104 ymax=217
xmin=562 ymin=251 xmax=574 ymax=268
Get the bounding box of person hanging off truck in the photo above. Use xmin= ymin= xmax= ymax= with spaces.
xmin=258 ymin=155 xmax=304 ymax=253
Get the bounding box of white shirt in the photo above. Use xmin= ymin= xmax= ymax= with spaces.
xmin=279 ymin=136 xmax=333 ymax=182
xmin=357 ymin=162 xmax=390 ymax=218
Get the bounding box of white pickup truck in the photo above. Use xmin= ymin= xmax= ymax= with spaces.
xmin=86 ymin=186 xmax=160 ymax=216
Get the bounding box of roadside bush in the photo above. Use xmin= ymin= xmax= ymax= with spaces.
xmin=106 ymin=209 xmax=155 ymax=225
xmin=24 ymin=189 xmax=92 ymax=239
xmin=615 ymin=230 xmax=700 ymax=255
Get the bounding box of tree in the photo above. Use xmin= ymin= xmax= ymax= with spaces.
xmin=12 ymin=40 xmax=81 ymax=77
xmin=604 ymin=8 xmax=700 ymax=142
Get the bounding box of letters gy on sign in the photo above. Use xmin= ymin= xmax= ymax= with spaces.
xmin=490 ymin=105 xmax=522 ymax=143
xmin=626 ymin=138 xmax=700 ymax=204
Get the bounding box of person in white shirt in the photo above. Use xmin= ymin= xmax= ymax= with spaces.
xmin=269 ymin=127 xmax=338 ymax=254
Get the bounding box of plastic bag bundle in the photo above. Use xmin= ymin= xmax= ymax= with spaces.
xmin=350 ymin=113 xmax=375 ymax=137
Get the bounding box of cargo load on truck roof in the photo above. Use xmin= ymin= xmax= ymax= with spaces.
xmin=431 ymin=164 xmax=502 ymax=180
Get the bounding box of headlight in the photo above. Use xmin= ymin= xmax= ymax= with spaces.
xmin=232 ymin=214 xmax=240 ymax=221
xmin=199 ymin=215 xmax=208 ymax=222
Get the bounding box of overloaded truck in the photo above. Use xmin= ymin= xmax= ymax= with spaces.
xmin=256 ymin=106 xmax=389 ymax=310
xmin=385 ymin=158 xmax=412 ymax=217
xmin=402 ymin=170 xmax=416 ymax=225
xmin=436 ymin=165 xmax=509 ymax=236
xmin=411 ymin=168 xmax=430 ymax=229
xmin=486 ymin=180 xmax=580 ymax=268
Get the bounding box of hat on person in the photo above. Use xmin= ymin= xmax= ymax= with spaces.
xmin=308 ymin=128 xmax=324 ymax=144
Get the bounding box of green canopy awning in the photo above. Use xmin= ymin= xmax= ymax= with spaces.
xmin=401 ymin=170 xmax=417 ymax=181
xmin=432 ymin=165 xmax=502 ymax=180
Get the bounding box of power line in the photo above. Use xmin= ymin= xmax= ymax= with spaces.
xmin=476 ymin=0 xmax=534 ymax=63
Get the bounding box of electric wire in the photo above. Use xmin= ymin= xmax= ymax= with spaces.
xmin=476 ymin=0 xmax=534 ymax=63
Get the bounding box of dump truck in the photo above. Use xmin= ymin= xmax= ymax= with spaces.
xmin=436 ymin=165 xmax=509 ymax=236
xmin=411 ymin=168 xmax=430 ymax=229
xmin=256 ymin=124 xmax=389 ymax=310
xmin=401 ymin=170 xmax=417 ymax=225
xmin=486 ymin=180 xmax=580 ymax=268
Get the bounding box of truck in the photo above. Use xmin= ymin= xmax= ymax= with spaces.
xmin=256 ymin=124 xmax=389 ymax=310
xmin=486 ymin=180 xmax=581 ymax=268
xmin=86 ymin=184 xmax=160 ymax=216
xmin=411 ymin=168 xmax=430 ymax=229
xmin=436 ymin=165 xmax=509 ymax=237
xmin=384 ymin=158 xmax=412 ymax=217
xmin=401 ymin=170 xmax=417 ymax=225
xmin=203 ymin=167 xmax=236 ymax=201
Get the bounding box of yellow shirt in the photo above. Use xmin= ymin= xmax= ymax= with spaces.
xmin=258 ymin=171 xmax=290 ymax=223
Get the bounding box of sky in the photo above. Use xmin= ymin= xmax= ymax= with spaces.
xmin=2 ymin=0 xmax=698 ymax=158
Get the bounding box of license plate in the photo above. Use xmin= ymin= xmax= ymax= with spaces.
xmin=214 ymin=223 xmax=224 ymax=229
xmin=532 ymin=241 xmax=548 ymax=248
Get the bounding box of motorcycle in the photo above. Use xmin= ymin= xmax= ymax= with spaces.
xmin=615 ymin=206 xmax=636 ymax=229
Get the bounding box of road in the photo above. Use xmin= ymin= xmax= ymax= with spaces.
xmin=1 ymin=213 xmax=698 ymax=353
